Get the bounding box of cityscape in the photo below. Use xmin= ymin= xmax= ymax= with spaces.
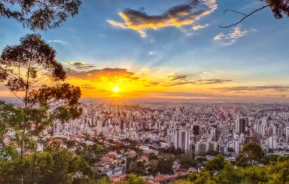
xmin=1 ymin=0 xmax=289 ymax=183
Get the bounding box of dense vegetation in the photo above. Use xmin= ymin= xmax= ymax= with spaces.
xmin=176 ymin=155 xmax=289 ymax=184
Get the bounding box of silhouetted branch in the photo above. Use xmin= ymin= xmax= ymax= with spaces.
xmin=220 ymin=5 xmax=270 ymax=28
xmin=225 ymin=9 xmax=247 ymax=16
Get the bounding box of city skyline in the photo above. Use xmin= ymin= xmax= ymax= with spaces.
xmin=1 ymin=0 xmax=289 ymax=100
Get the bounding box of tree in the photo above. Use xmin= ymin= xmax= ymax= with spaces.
xmin=128 ymin=161 xmax=146 ymax=176
xmin=237 ymin=142 xmax=263 ymax=166
xmin=34 ymin=146 xmax=94 ymax=184
xmin=180 ymin=154 xmax=197 ymax=169
xmin=97 ymin=176 xmax=112 ymax=184
xmin=0 ymin=100 xmax=22 ymax=143
xmin=0 ymin=0 xmax=82 ymax=30
xmin=243 ymin=165 xmax=268 ymax=183
xmin=220 ymin=0 xmax=289 ymax=28
xmin=124 ymin=174 xmax=145 ymax=184
xmin=0 ymin=146 xmax=94 ymax=184
xmin=148 ymin=152 xmax=158 ymax=160
xmin=215 ymin=163 xmax=243 ymax=184
xmin=267 ymin=157 xmax=289 ymax=183
xmin=204 ymin=154 xmax=225 ymax=173
xmin=0 ymin=34 xmax=82 ymax=183
xmin=235 ymin=153 xmax=249 ymax=168
xmin=1 ymin=33 xmax=82 ymax=155
xmin=147 ymin=163 xmax=159 ymax=176
xmin=193 ymin=171 xmax=216 ymax=184
xmin=157 ymin=155 xmax=174 ymax=174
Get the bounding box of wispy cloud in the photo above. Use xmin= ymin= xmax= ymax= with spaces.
xmin=67 ymin=62 xmax=96 ymax=71
xmin=196 ymin=79 xmax=232 ymax=85
xmin=213 ymin=27 xmax=256 ymax=46
xmin=48 ymin=40 xmax=68 ymax=45
xmin=193 ymin=24 xmax=209 ymax=30
xmin=164 ymin=72 xmax=232 ymax=86
xmin=67 ymin=66 xmax=139 ymax=82
xmin=148 ymin=51 xmax=155 ymax=55
xmin=107 ymin=0 xmax=217 ymax=38
xmin=216 ymin=85 xmax=289 ymax=92
xmin=169 ymin=73 xmax=190 ymax=81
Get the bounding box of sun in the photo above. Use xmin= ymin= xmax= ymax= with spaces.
xmin=113 ymin=87 xmax=120 ymax=93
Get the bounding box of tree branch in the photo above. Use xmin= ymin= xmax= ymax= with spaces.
xmin=220 ymin=5 xmax=270 ymax=28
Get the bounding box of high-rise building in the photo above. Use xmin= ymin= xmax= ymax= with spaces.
xmin=286 ymin=127 xmax=289 ymax=143
xmin=168 ymin=129 xmax=191 ymax=153
xmin=193 ymin=125 xmax=200 ymax=135
xmin=235 ymin=117 xmax=248 ymax=134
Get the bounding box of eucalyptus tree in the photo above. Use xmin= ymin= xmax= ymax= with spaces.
xmin=0 ymin=0 xmax=81 ymax=30
xmin=0 ymin=34 xmax=82 ymax=183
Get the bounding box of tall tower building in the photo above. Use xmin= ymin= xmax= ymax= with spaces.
xmin=236 ymin=117 xmax=248 ymax=134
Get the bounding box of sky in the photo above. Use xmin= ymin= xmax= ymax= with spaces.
xmin=1 ymin=0 xmax=289 ymax=101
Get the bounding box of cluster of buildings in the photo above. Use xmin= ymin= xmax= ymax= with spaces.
xmin=51 ymin=102 xmax=289 ymax=156
xmin=3 ymin=101 xmax=289 ymax=183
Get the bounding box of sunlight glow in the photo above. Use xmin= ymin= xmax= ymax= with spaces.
xmin=113 ymin=87 xmax=120 ymax=93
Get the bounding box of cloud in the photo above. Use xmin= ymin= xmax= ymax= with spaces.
xmin=213 ymin=27 xmax=254 ymax=46
xmin=107 ymin=0 xmax=217 ymax=37
xmin=67 ymin=67 xmax=139 ymax=82
xmin=169 ymin=73 xmax=190 ymax=81
xmin=148 ymin=51 xmax=155 ymax=55
xmin=166 ymin=81 xmax=195 ymax=86
xmin=165 ymin=72 xmax=231 ymax=86
xmin=67 ymin=62 xmax=96 ymax=71
xmin=48 ymin=40 xmax=68 ymax=45
xmin=196 ymin=79 xmax=232 ymax=85
xmin=143 ymin=81 xmax=160 ymax=87
xmin=216 ymin=85 xmax=289 ymax=92
xmin=192 ymin=24 xmax=209 ymax=30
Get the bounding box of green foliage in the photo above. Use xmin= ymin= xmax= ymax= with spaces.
xmin=124 ymin=174 xmax=145 ymax=184
xmin=175 ymin=154 xmax=289 ymax=184
xmin=128 ymin=161 xmax=146 ymax=176
xmin=215 ymin=163 xmax=243 ymax=184
xmin=0 ymin=0 xmax=81 ymax=30
xmin=147 ymin=163 xmax=159 ymax=176
xmin=97 ymin=176 xmax=112 ymax=184
xmin=236 ymin=142 xmax=264 ymax=167
xmin=261 ymin=0 xmax=289 ymax=19
xmin=204 ymin=154 xmax=225 ymax=173
xmin=0 ymin=34 xmax=82 ymax=163
xmin=180 ymin=154 xmax=197 ymax=169
xmin=148 ymin=152 xmax=158 ymax=160
xmin=0 ymin=146 xmax=94 ymax=184
xmin=0 ymin=100 xmax=23 ymax=142
xmin=157 ymin=155 xmax=174 ymax=174
xmin=76 ymin=143 xmax=108 ymax=165
xmin=244 ymin=165 xmax=268 ymax=183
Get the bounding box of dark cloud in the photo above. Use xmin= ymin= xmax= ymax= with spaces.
xmin=67 ymin=62 xmax=96 ymax=71
xmin=165 ymin=78 xmax=231 ymax=87
xmin=196 ymin=79 xmax=232 ymax=85
xmin=166 ymin=81 xmax=196 ymax=87
xmin=67 ymin=67 xmax=139 ymax=81
xmin=216 ymin=85 xmax=289 ymax=92
xmin=107 ymin=0 xmax=217 ymax=37
xmin=169 ymin=73 xmax=190 ymax=81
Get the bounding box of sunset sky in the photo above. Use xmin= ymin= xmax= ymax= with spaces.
xmin=1 ymin=0 xmax=289 ymax=100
